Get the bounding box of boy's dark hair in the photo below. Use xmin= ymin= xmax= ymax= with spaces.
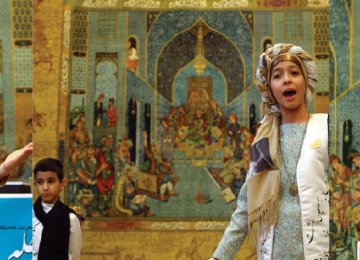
xmin=33 ymin=158 xmax=64 ymax=181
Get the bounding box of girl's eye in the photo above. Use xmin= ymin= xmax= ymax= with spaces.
xmin=272 ymin=74 xmax=280 ymax=79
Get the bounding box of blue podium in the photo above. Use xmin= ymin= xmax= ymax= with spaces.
xmin=0 ymin=181 xmax=32 ymax=260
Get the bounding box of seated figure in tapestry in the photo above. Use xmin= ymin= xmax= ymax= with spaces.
xmin=111 ymin=165 xmax=153 ymax=217
xmin=66 ymin=138 xmax=133 ymax=217
xmin=73 ymin=144 xmax=98 ymax=216
xmin=329 ymin=155 xmax=351 ymax=229
xmin=176 ymin=103 xmax=188 ymax=128
xmin=69 ymin=118 xmax=90 ymax=147
xmin=158 ymin=157 xmax=178 ymax=201
xmin=329 ymin=155 xmax=352 ymax=191
xmin=218 ymin=147 xmax=247 ymax=197
xmin=67 ymin=143 xmax=83 ymax=205
xmin=142 ymin=131 xmax=178 ymax=201
xmin=175 ymin=99 xmax=229 ymax=148
xmin=114 ymin=137 xmax=132 ymax=181
xmin=241 ymin=126 xmax=254 ymax=151
xmin=206 ymin=126 xmax=252 ymax=201
xmin=96 ymin=134 xmax=115 ymax=214
xmin=346 ymin=205 xmax=360 ymax=255
xmin=143 ymin=131 xmax=162 ymax=175
xmin=349 ymin=151 xmax=360 ymax=205
xmin=329 ymin=150 xmax=360 ymax=259
xmin=186 ymin=109 xmax=211 ymax=147
xmin=159 ymin=116 xmax=176 ymax=165
xmin=94 ymin=93 xmax=107 ymax=127
xmin=209 ymin=99 xmax=219 ymax=117
xmin=212 ymin=103 xmax=228 ymax=135
xmin=106 ymin=97 xmax=117 ymax=127
xmin=166 ymin=105 xmax=178 ymax=129
xmin=226 ymin=113 xmax=243 ymax=160
xmin=187 ymin=88 xmax=211 ymax=118
xmin=176 ymin=103 xmax=190 ymax=143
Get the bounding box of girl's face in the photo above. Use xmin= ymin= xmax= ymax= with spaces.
xmin=270 ymin=60 xmax=306 ymax=116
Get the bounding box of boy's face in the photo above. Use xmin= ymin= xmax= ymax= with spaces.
xmin=35 ymin=171 xmax=65 ymax=204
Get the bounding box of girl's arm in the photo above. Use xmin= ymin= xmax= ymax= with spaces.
xmin=0 ymin=142 xmax=33 ymax=185
xmin=211 ymin=182 xmax=249 ymax=260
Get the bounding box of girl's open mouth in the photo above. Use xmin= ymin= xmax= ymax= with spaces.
xmin=284 ymin=89 xmax=296 ymax=97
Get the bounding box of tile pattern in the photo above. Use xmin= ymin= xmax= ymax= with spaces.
xmin=71 ymin=56 xmax=87 ymax=90
xmin=316 ymin=59 xmax=329 ymax=94
xmin=71 ymin=9 xmax=88 ymax=54
xmin=0 ymin=0 xmax=15 ymax=150
xmin=147 ymin=11 xmax=253 ymax=91
xmin=314 ymin=10 xmax=329 ymax=57
xmin=274 ymin=11 xmax=313 ymax=55
xmin=0 ymin=41 xmax=2 ymax=73
xmin=12 ymin=0 xmax=32 ymax=40
xmin=14 ymin=47 xmax=32 ymax=89
xmin=353 ymin=0 xmax=360 ymax=85
xmin=329 ymin=0 xmax=349 ymax=96
xmin=97 ymin=11 xmax=117 ymax=40
xmin=254 ymin=11 xmax=272 ymax=58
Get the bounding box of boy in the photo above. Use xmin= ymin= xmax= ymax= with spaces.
xmin=33 ymin=158 xmax=82 ymax=260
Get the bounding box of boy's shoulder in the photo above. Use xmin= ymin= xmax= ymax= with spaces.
xmin=68 ymin=206 xmax=85 ymax=223
xmin=69 ymin=211 xmax=81 ymax=222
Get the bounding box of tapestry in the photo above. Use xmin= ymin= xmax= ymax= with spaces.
xmin=0 ymin=0 xmax=32 ymax=181
xmin=55 ymin=1 xmax=334 ymax=231
xmin=65 ymin=8 xmax=257 ymax=220
xmin=328 ymin=1 xmax=360 ymax=258
xmin=35 ymin=0 xmax=360 ymax=259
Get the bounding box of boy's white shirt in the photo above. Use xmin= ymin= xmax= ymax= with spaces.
xmin=32 ymin=202 xmax=82 ymax=260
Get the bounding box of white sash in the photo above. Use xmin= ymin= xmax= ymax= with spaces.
xmin=257 ymin=113 xmax=329 ymax=259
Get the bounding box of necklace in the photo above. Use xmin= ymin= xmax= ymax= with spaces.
xmin=279 ymin=113 xmax=309 ymax=197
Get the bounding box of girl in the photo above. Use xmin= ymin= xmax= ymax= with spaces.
xmin=211 ymin=43 xmax=329 ymax=259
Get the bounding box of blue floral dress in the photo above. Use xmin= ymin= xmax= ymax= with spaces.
xmin=213 ymin=123 xmax=307 ymax=259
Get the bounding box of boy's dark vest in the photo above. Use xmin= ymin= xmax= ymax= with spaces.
xmin=33 ymin=198 xmax=76 ymax=260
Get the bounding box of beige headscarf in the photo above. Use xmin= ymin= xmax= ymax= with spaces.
xmin=247 ymin=43 xmax=318 ymax=245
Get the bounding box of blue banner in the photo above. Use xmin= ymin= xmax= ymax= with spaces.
xmin=0 ymin=194 xmax=32 ymax=260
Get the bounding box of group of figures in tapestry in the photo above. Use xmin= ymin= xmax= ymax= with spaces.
xmin=329 ymin=150 xmax=360 ymax=259
xmin=66 ymin=93 xmax=256 ymax=219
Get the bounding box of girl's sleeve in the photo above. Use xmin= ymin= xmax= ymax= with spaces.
xmin=69 ymin=213 xmax=82 ymax=260
xmin=212 ymin=182 xmax=249 ymax=260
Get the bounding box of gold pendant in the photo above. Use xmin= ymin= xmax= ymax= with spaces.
xmin=289 ymin=183 xmax=298 ymax=197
